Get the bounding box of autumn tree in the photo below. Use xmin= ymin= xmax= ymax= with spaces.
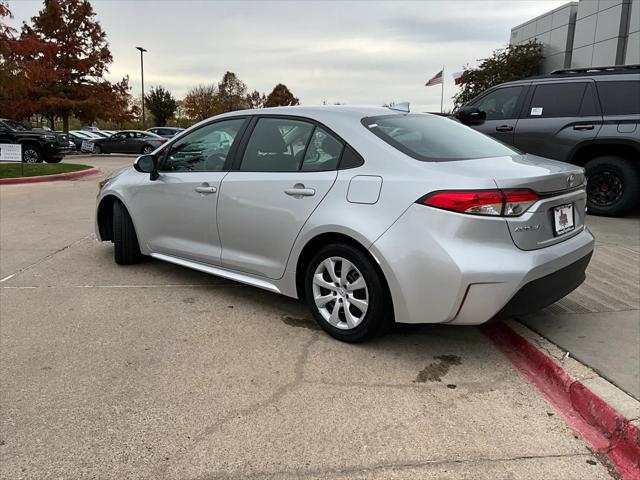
xmin=453 ymin=41 xmax=543 ymax=108
xmin=145 ymin=85 xmax=177 ymax=126
xmin=216 ymin=71 xmax=249 ymax=113
xmin=245 ymin=89 xmax=266 ymax=109
xmin=183 ymin=84 xmax=218 ymax=121
xmin=264 ymin=83 xmax=299 ymax=108
xmin=15 ymin=0 xmax=133 ymax=130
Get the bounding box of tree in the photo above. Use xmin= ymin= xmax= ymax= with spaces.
xmin=216 ymin=71 xmax=248 ymax=113
xmin=453 ymin=40 xmax=543 ymax=108
xmin=183 ymin=84 xmax=218 ymax=121
xmin=245 ymin=89 xmax=266 ymax=109
xmin=145 ymin=85 xmax=177 ymax=126
xmin=16 ymin=0 xmax=132 ymax=130
xmin=264 ymin=83 xmax=299 ymax=108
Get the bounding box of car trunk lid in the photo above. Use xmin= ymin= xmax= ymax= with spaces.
xmin=435 ymin=154 xmax=587 ymax=250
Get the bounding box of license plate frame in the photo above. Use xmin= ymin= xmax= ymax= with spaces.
xmin=553 ymin=203 xmax=575 ymax=236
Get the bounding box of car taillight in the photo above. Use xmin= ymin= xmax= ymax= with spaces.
xmin=419 ymin=189 xmax=539 ymax=217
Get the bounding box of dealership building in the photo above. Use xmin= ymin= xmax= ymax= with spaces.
xmin=510 ymin=0 xmax=639 ymax=73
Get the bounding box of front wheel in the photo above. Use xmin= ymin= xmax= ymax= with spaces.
xmin=22 ymin=146 xmax=43 ymax=163
xmin=113 ymin=201 xmax=143 ymax=265
xmin=585 ymin=156 xmax=639 ymax=216
xmin=93 ymin=144 xmax=103 ymax=154
xmin=304 ymin=243 xmax=389 ymax=342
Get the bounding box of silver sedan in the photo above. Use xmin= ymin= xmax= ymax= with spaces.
xmin=95 ymin=106 xmax=594 ymax=342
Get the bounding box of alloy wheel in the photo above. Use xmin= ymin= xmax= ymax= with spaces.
xmin=312 ymin=256 xmax=369 ymax=330
xmin=143 ymin=146 xmax=153 ymax=154
xmin=588 ymin=171 xmax=623 ymax=207
xmin=22 ymin=148 xmax=39 ymax=163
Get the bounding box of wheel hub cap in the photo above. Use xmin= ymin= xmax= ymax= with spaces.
xmin=312 ymin=256 xmax=369 ymax=331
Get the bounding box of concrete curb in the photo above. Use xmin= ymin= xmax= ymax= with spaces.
xmin=482 ymin=321 xmax=640 ymax=480
xmin=0 ymin=167 xmax=101 ymax=185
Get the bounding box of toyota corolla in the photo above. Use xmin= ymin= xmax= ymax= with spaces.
xmin=95 ymin=106 xmax=594 ymax=342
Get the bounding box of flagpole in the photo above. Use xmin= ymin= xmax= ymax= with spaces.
xmin=440 ymin=65 xmax=445 ymax=113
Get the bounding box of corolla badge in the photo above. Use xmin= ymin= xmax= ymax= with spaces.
xmin=514 ymin=224 xmax=540 ymax=232
xmin=567 ymin=174 xmax=576 ymax=187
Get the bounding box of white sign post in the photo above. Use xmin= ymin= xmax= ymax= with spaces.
xmin=0 ymin=143 xmax=22 ymax=162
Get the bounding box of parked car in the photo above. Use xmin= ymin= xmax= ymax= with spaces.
xmin=147 ymin=127 xmax=184 ymax=138
xmin=68 ymin=130 xmax=100 ymax=151
xmin=0 ymin=118 xmax=72 ymax=163
xmin=89 ymin=130 xmax=166 ymax=154
xmin=456 ymin=64 xmax=640 ymax=216
xmin=96 ymin=106 xmax=594 ymax=342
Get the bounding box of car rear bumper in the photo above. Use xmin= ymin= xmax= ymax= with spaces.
xmin=369 ymin=203 xmax=595 ymax=325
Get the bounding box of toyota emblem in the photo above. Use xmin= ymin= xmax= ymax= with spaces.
xmin=567 ymin=174 xmax=575 ymax=187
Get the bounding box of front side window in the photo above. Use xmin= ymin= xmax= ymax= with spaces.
xmin=527 ymin=83 xmax=587 ymax=118
xmin=240 ymin=118 xmax=314 ymax=172
xmin=473 ymin=86 xmax=524 ymax=120
xmin=161 ymin=118 xmax=245 ymax=172
xmin=363 ymin=114 xmax=518 ymax=161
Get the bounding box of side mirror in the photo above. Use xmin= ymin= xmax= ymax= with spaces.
xmin=134 ymin=154 xmax=159 ymax=181
xmin=456 ymin=106 xmax=486 ymax=125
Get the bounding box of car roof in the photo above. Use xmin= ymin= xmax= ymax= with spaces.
xmin=495 ymin=66 xmax=639 ymax=87
xmin=215 ymin=105 xmax=406 ymax=121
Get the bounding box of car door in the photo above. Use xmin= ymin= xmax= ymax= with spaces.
xmin=217 ymin=116 xmax=341 ymax=280
xmin=130 ymin=117 xmax=248 ymax=265
xmin=468 ymin=85 xmax=528 ymax=145
xmin=513 ymin=81 xmax=602 ymax=161
xmin=107 ymin=132 xmax=128 ymax=153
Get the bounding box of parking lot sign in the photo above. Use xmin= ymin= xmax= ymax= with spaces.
xmin=0 ymin=143 xmax=22 ymax=162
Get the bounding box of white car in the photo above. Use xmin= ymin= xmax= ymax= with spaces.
xmin=95 ymin=106 xmax=593 ymax=342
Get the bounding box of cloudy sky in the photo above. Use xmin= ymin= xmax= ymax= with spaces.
xmin=7 ymin=0 xmax=567 ymax=111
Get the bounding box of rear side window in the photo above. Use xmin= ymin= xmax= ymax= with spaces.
xmin=597 ymin=81 xmax=640 ymax=115
xmin=528 ymin=83 xmax=586 ymax=118
xmin=363 ymin=114 xmax=518 ymax=161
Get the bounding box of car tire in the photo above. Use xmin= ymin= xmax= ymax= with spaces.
xmin=142 ymin=145 xmax=154 ymax=154
xmin=44 ymin=157 xmax=62 ymax=164
xmin=22 ymin=145 xmax=43 ymax=163
xmin=113 ymin=200 xmax=143 ymax=265
xmin=93 ymin=145 xmax=103 ymax=154
xmin=304 ymin=243 xmax=389 ymax=342
xmin=585 ymin=156 xmax=640 ymax=216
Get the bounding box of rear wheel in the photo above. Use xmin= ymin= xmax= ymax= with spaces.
xmin=22 ymin=146 xmax=42 ymax=163
xmin=585 ymin=156 xmax=639 ymax=216
xmin=304 ymin=243 xmax=389 ymax=342
xmin=142 ymin=145 xmax=154 ymax=154
xmin=113 ymin=200 xmax=143 ymax=265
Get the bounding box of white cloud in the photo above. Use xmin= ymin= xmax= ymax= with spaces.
xmin=6 ymin=0 xmax=569 ymax=111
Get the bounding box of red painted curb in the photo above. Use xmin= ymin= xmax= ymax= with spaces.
xmin=0 ymin=167 xmax=101 ymax=185
xmin=482 ymin=322 xmax=640 ymax=480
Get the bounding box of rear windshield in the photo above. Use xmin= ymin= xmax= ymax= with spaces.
xmin=362 ymin=114 xmax=518 ymax=161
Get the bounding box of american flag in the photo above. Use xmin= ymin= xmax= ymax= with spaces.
xmin=425 ymin=70 xmax=443 ymax=87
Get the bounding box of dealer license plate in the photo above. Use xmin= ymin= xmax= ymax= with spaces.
xmin=553 ymin=203 xmax=575 ymax=236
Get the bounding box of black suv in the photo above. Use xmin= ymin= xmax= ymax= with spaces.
xmin=457 ymin=65 xmax=640 ymax=216
xmin=0 ymin=119 xmax=72 ymax=163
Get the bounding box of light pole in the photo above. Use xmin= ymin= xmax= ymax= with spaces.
xmin=136 ymin=46 xmax=147 ymax=128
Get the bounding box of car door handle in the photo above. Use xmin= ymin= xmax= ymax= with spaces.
xmin=573 ymin=124 xmax=594 ymax=131
xmin=284 ymin=184 xmax=316 ymax=197
xmin=195 ymin=185 xmax=217 ymax=194
xmin=495 ymin=125 xmax=514 ymax=132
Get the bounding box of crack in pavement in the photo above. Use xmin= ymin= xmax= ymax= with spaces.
xmin=0 ymin=234 xmax=92 ymax=283
xmin=187 ymin=452 xmax=599 ymax=480
xmin=156 ymin=333 xmax=321 ymax=480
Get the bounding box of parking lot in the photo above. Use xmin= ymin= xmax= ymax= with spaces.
xmin=0 ymin=156 xmax=637 ymax=479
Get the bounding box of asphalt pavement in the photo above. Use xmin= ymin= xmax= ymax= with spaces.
xmin=0 ymin=155 xmax=625 ymax=479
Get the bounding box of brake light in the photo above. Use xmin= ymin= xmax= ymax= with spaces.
xmin=420 ymin=189 xmax=538 ymax=217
